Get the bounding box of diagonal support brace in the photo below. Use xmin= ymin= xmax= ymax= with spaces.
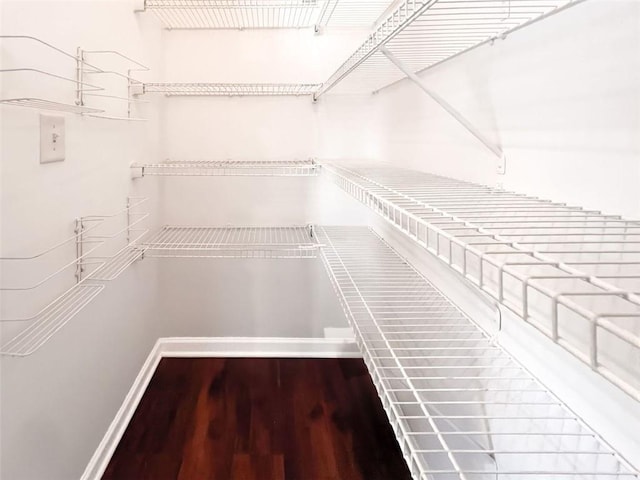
xmin=381 ymin=47 xmax=506 ymax=171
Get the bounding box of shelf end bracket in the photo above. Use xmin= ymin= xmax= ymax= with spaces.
xmin=381 ymin=47 xmax=505 ymax=172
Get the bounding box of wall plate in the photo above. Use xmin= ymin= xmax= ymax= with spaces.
xmin=40 ymin=114 xmax=65 ymax=164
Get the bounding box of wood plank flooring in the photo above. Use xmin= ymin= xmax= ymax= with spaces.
xmin=103 ymin=358 xmax=412 ymax=480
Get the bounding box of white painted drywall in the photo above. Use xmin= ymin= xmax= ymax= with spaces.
xmin=155 ymin=28 xmax=374 ymax=341
xmin=0 ymin=1 xmax=165 ymax=479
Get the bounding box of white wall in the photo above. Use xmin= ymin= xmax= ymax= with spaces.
xmin=155 ymin=28 xmax=374 ymax=342
xmin=0 ymin=1 xmax=164 ymax=478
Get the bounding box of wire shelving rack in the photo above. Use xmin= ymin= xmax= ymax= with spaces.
xmin=131 ymin=159 xmax=319 ymax=177
xmin=143 ymin=225 xmax=320 ymax=259
xmin=316 ymin=0 xmax=583 ymax=96
xmin=0 ymin=36 xmax=149 ymax=118
xmin=0 ymin=198 xmax=149 ymax=356
xmin=322 ymin=163 xmax=640 ymax=400
xmin=0 ymin=36 xmax=105 ymax=114
xmin=137 ymin=0 xmax=394 ymax=30
xmin=142 ymin=83 xmax=320 ymax=97
xmin=0 ymin=98 xmax=103 ymax=114
xmin=317 ymin=225 xmax=638 ymax=480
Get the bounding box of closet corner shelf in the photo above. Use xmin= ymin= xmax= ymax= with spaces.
xmin=143 ymin=225 xmax=320 ymax=259
xmin=317 ymin=225 xmax=638 ymax=480
xmin=131 ymin=159 xmax=319 ymax=177
xmin=142 ymin=83 xmax=320 ymax=97
xmin=321 ymin=162 xmax=640 ymax=401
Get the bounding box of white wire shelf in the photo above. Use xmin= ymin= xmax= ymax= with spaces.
xmin=0 ymin=284 xmax=105 ymax=357
xmin=86 ymin=227 xmax=149 ymax=282
xmin=0 ymin=198 xmax=148 ymax=356
xmin=138 ymin=0 xmax=394 ymax=30
xmin=0 ymin=36 xmax=149 ymax=119
xmin=87 ymin=247 xmax=146 ymax=281
xmin=317 ymin=225 xmax=638 ymax=480
xmin=316 ymin=0 xmax=583 ymax=96
xmin=0 ymin=98 xmax=104 ymax=114
xmin=143 ymin=225 xmax=320 ymax=259
xmin=317 ymin=0 xmax=396 ymax=29
xmin=76 ymin=47 xmax=149 ymax=121
xmin=322 ymin=163 xmax=640 ymax=400
xmin=142 ymin=83 xmax=320 ymax=96
xmin=131 ymin=159 xmax=319 ymax=177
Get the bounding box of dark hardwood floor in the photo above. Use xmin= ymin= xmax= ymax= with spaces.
xmin=103 ymin=358 xmax=412 ymax=480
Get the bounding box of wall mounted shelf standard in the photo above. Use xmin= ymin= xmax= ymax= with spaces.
xmin=322 ymin=162 xmax=640 ymax=401
xmin=131 ymin=159 xmax=319 ymax=177
xmin=317 ymin=225 xmax=638 ymax=480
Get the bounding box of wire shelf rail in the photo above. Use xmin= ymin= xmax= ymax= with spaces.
xmin=0 ymin=98 xmax=104 ymax=114
xmin=0 ymin=36 xmax=150 ymax=117
xmin=131 ymin=159 xmax=319 ymax=177
xmin=0 ymin=198 xmax=148 ymax=356
xmin=317 ymin=225 xmax=638 ymax=480
xmin=138 ymin=0 xmax=394 ymax=30
xmin=316 ymin=0 xmax=584 ymax=96
xmin=143 ymin=225 xmax=320 ymax=259
xmin=322 ymin=163 xmax=640 ymax=400
xmin=141 ymin=0 xmax=322 ymax=29
xmin=142 ymin=82 xmax=320 ymax=96
xmin=317 ymin=0 xmax=396 ymax=29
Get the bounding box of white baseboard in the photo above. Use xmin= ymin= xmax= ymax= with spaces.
xmin=80 ymin=339 xmax=163 ymax=480
xmin=81 ymin=336 xmax=360 ymax=480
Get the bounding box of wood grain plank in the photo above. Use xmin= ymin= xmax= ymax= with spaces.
xmin=103 ymin=358 xmax=411 ymax=480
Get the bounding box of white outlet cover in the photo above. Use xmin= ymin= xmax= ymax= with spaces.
xmin=40 ymin=114 xmax=65 ymax=164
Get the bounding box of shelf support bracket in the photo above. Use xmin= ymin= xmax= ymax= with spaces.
xmin=380 ymin=47 xmax=506 ymax=172
xmin=75 ymin=47 xmax=84 ymax=106
xmin=75 ymin=218 xmax=85 ymax=282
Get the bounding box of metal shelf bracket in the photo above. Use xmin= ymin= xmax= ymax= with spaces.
xmin=381 ymin=47 xmax=505 ymax=167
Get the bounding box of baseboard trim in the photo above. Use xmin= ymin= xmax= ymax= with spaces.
xmin=160 ymin=336 xmax=360 ymax=358
xmin=80 ymin=338 xmax=163 ymax=480
xmin=81 ymin=336 xmax=360 ymax=480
